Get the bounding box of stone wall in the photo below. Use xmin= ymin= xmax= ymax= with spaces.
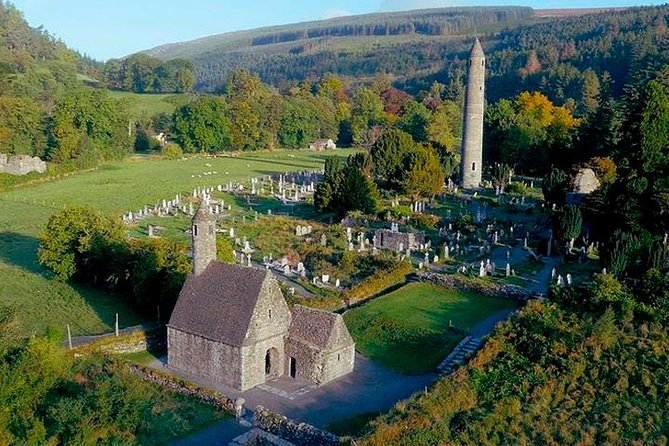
xmin=0 ymin=153 xmax=46 ymax=175
xmin=253 ymin=406 xmax=340 ymax=446
xmin=319 ymin=344 xmax=355 ymax=385
xmin=167 ymin=327 xmax=243 ymax=389
xmin=284 ymin=337 xmax=321 ymax=382
xmin=228 ymin=428 xmax=297 ymax=446
xmin=126 ymin=363 xmax=235 ymax=413
xmin=374 ymin=229 xmax=425 ymax=251
xmin=240 ymin=333 xmax=287 ymax=391
xmin=419 ymin=271 xmax=532 ymax=301
xmin=240 ymin=274 xmax=292 ymax=390
xmin=72 ymin=325 xmax=165 ymax=355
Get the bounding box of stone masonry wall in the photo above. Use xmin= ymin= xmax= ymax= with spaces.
xmin=419 ymin=271 xmax=532 ymax=301
xmin=319 ymin=344 xmax=355 ymax=385
xmin=284 ymin=337 xmax=321 ymax=382
xmin=167 ymin=327 xmax=243 ymax=389
xmin=0 ymin=153 xmax=46 ymax=175
xmin=240 ymin=275 xmax=292 ymax=391
xmin=253 ymin=406 xmax=340 ymax=446
xmin=126 ymin=363 xmax=235 ymax=413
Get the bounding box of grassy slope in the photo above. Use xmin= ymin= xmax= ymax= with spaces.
xmin=0 ymin=150 xmax=352 ymax=336
xmin=344 ymin=282 xmax=517 ymax=374
xmin=107 ymin=90 xmax=180 ymax=119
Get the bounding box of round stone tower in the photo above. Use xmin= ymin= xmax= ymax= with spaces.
xmin=460 ymin=38 xmax=486 ymax=189
xmin=191 ymin=203 xmax=217 ymax=275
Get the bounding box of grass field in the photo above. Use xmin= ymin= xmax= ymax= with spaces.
xmin=107 ymin=91 xmax=184 ymax=118
xmin=344 ymin=282 xmax=518 ymax=374
xmin=0 ymin=150 xmax=353 ymax=337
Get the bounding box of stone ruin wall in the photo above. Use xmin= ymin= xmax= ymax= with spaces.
xmin=0 ymin=153 xmax=47 ymax=175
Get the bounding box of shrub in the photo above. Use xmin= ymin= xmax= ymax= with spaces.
xmin=506 ymin=182 xmax=529 ymax=196
xmin=162 ymin=143 xmax=183 ymax=160
xmin=344 ymin=261 xmax=414 ymax=305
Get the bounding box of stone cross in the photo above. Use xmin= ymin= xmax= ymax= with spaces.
xmin=321 ymin=234 xmax=327 ymax=246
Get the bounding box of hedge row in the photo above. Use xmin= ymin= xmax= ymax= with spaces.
xmin=343 ymin=261 xmax=414 ymax=305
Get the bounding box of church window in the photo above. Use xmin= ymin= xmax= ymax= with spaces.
xmin=208 ymin=224 xmax=214 ymax=235
xmin=482 ymin=60 xmax=485 ymax=66
xmin=337 ymin=353 xmax=341 ymax=361
xmin=472 ymin=162 xmax=476 ymax=171
xmin=268 ymin=309 xmax=272 ymax=319
xmin=192 ymin=225 xmax=198 ymax=236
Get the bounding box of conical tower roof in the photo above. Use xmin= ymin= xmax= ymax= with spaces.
xmin=470 ymin=38 xmax=484 ymax=58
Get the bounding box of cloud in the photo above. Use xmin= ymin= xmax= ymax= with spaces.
xmin=323 ymin=9 xmax=352 ymax=20
xmin=379 ymin=0 xmax=466 ymax=12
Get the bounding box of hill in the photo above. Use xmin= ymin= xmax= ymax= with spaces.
xmin=142 ymin=6 xmax=534 ymax=91
xmin=139 ymin=5 xmax=661 ymax=101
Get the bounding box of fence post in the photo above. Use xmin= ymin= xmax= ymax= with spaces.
xmin=67 ymin=324 xmax=72 ymax=350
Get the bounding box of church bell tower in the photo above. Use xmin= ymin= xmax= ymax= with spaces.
xmin=191 ymin=202 xmax=217 ymax=275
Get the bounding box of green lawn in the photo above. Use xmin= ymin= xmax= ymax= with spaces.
xmin=0 ymin=150 xmax=354 ymax=337
xmin=107 ymin=91 xmax=184 ymax=118
xmin=344 ymin=282 xmax=518 ymax=374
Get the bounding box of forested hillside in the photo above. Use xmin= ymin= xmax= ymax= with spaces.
xmin=142 ymin=5 xmax=669 ymax=111
xmin=143 ymin=7 xmax=534 ymax=91
xmin=0 ymin=1 xmax=132 ymax=166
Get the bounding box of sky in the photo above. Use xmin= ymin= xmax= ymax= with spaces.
xmin=11 ymin=0 xmax=666 ymax=61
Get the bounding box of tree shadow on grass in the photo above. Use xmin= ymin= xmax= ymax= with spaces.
xmin=0 ymin=231 xmax=47 ymax=276
xmin=231 ymin=155 xmax=322 ymax=171
xmin=227 ymin=193 xmax=323 ymax=221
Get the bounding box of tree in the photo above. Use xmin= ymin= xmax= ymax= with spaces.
xmin=601 ymin=229 xmax=639 ymax=276
xmin=427 ymin=100 xmax=461 ymax=156
xmin=351 ymin=88 xmax=384 ymax=146
xmin=0 ymin=96 xmax=44 ymax=157
xmin=314 ymin=156 xmax=344 ymax=212
xmin=347 ymin=152 xmax=374 ymax=178
xmin=315 ymin=156 xmax=379 ymax=216
xmin=397 ymin=144 xmax=445 ymax=199
xmin=47 ymin=89 xmax=131 ymax=165
xmin=172 ymin=96 xmax=232 ymax=152
xmin=639 ymin=80 xmax=669 ymax=176
xmin=38 ymin=206 xmax=125 ymax=281
xmin=398 ymin=101 xmax=430 ymax=142
xmin=341 ymin=165 xmax=380 ymax=215
xmin=370 ymin=128 xmax=415 ymax=180
xmin=491 ymin=163 xmax=512 ymax=193
xmin=542 ymin=167 xmax=569 ymax=205
xmin=553 ymin=205 xmax=582 ymax=247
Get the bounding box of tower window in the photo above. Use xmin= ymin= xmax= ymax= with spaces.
xmin=268 ymin=309 xmax=272 ymax=319
xmin=192 ymin=225 xmax=198 ymax=236
xmin=472 ymin=162 xmax=476 ymax=171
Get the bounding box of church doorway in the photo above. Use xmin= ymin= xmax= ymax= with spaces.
xmin=265 ymin=348 xmax=279 ymax=376
xmin=289 ymin=357 xmax=297 ymax=379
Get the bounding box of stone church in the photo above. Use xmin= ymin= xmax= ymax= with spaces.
xmin=167 ymin=204 xmax=355 ymax=391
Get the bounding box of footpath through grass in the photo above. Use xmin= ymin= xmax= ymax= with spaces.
xmin=0 ymin=150 xmax=352 ymax=337
xmin=344 ymin=282 xmax=518 ymax=374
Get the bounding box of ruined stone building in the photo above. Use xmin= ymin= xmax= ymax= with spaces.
xmin=0 ymin=153 xmax=46 ymax=175
xmin=168 ymin=205 xmax=355 ymax=391
xmin=460 ymin=38 xmax=486 ymax=189
xmin=374 ymin=228 xmax=426 ymax=252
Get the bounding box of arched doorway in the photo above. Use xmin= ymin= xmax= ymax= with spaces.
xmin=265 ymin=348 xmax=279 ymax=377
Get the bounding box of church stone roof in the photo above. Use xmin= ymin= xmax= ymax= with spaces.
xmin=288 ymin=305 xmax=353 ymax=350
xmin=168 ymin=262 xmax=268 ymax=347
